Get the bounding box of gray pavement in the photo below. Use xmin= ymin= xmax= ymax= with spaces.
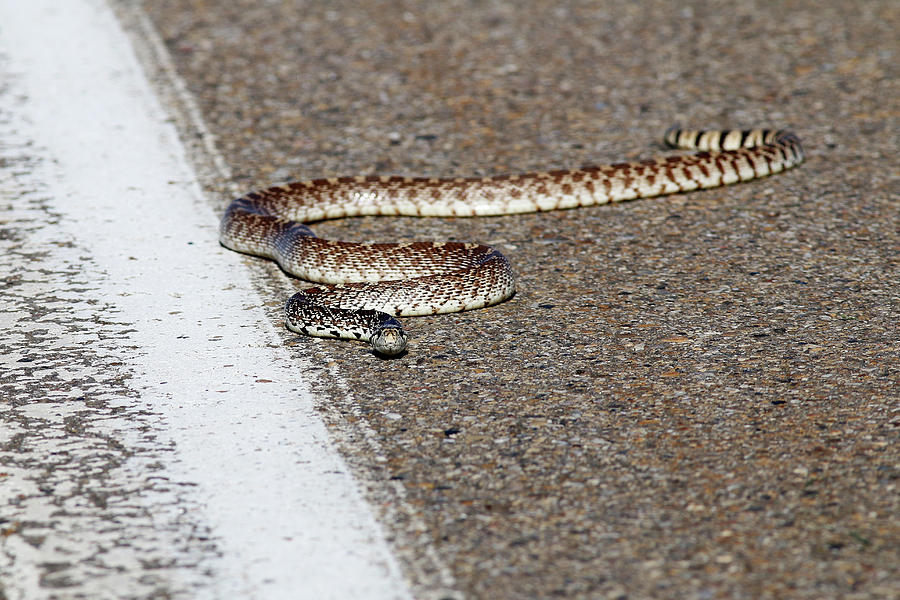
xmin=31 ymin=0 xmax=900 ymax=598
xmin=2 ymin=2 xmax=412 ymax=598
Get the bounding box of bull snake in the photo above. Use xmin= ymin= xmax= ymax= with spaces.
xmin=220 ymin=128 xmax=804 ymax=355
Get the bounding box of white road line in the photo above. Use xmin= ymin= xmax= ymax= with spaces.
xmin=0 ymin=0 xmax=412 ymax=598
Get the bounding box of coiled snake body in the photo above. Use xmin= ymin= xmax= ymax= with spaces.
xmin=220 ymin=128 xmax=804 ymax=355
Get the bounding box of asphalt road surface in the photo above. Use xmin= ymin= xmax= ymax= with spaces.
xmin=3 ymin=0 xmax=898 ymax=599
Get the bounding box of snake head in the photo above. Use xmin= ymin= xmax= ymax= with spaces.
xmin=371 ymin=319 xmax=407 ymax=356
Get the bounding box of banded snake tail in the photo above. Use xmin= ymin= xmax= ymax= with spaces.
xmin=220 ymin=128 xmax=804 ymax=355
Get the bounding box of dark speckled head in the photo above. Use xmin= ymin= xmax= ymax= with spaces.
xmin=370 ymin=318 xmax=407 ymax=356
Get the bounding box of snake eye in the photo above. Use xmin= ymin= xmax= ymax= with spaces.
xmin=371 ymin=326 xmax=407 ymax=356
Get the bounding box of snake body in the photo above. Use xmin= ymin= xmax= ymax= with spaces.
xmin=220 ymin=128 xmax=804 ymax=354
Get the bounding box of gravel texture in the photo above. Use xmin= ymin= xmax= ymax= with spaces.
xmin=134 ymin=1 xmax=898 ymax=598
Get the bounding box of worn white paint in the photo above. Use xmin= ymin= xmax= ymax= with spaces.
xmin=0 ymin=0 xmax=411 ymax=598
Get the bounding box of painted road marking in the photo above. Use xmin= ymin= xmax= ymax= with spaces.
xmin=0 ymin=0 xmax=412 ymax=598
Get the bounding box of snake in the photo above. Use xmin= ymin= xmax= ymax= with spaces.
xmin=220 ymin=128 xmax=804 ymax=355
